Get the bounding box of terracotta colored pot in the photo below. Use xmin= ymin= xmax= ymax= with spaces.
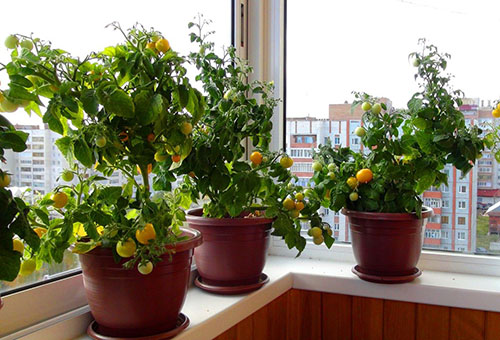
xmin=343 ymin=206 xmax=433 ymax=283
xmin=186 ymin=208 xmax=272 ymax=287
xmin=79 ymin=228 xmax=202 ymax=338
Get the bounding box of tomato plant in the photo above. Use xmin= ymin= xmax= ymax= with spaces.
xmin=173 ymin=18 xmax=329 ymax=254
xmin=1 ymin=23 xmax=203 ymax=273
xmin=312 ymin=39 xmax=485 ymax=217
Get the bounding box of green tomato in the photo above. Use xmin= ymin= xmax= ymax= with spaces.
xmin=95 ymin=136 xmax=107 ymax=148
xmin=61 ymin=171 xmax=74 ymax=182
xmin=20 ymin=40 xmax=33 ymax=50
xmin=138 ymin=261 xmax=153 ymax=275
xmin=413 ymin=59 xmax=420 ymax=67
xmin=5 ymin=35 xmax=18 ymax=49
xmin=349 ymin=192 xmax=359 ymax=201
xmin=0 ymin=99 xmax=19 ymax=113
xmin=312 ymin=162 xmax=323 ymax=172
xmin=354 ymin=127 xmax=366 ymax=137
xmin=361 ymin=102 xmax=372 ymax=111
xmin=327 ymin=163 xmax=336 ymax=172
xmin=328 ymin=172 xmax=336 ymax=180
xmin=371 ymin=103 xmax=382 ymax=114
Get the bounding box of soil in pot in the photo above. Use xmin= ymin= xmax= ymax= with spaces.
xmin=80 ymin=228 xmax=202 ymax=338
xmin=343 ymin=206 xmax=433 ymax=284
xmin=186 ymin=208 xmax=272 ymax=292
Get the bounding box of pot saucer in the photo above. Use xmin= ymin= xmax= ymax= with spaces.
xmin=195 ymin=273 xmax=269 ymax=295
xmin=87 ymin=313 xmax=189 ymax=340
xmin=352 ymin=265 xmax=422 ymax=284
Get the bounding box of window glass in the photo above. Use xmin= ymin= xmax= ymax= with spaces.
xmin=286 ymin=0 xmax=500 ymax=255
xmin=0 ymin=0 xmax=231 ymax=294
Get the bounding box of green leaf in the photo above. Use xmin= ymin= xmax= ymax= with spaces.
xmin=0 ymin=248 xmax=21 ymax=281
xmin=416 ymin=171 xmax=436 ymax=193
xmin=98 ymin=187 xmax=123 ymax=204
xmin=43 ymin=107 xmax=64 ymax=135
xmin=73 ymin=138 xmax=93 ymax=168
xmin=55 ymin=136 xmax=74 ymax=164
xmin=72 ymin=241 xmax=98 ymax=254
xmin=80 ymin=89 xmax=98 ymax=115
xmin=0 ymin=131 xmax=28 ymax=152
xmin=10 ymin=74 xmax=33 ymax=88
xmin=8 ymin=83 xmax=41 ymax=104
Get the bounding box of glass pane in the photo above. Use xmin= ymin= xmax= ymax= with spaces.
xmin=286 ymin=0 xmax=500 ymax=254
xmin=0 ymin=0 xmax=231 ymax=294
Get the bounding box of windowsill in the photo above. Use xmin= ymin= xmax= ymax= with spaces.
xmin=40 ymin=255 xmax=500 ymax=340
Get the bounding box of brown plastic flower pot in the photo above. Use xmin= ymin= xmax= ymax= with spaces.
xmin=79 ymin=228 xmax=202 ymax=338
xmin=186 ymin=208 xmax=272 ymax=290
xmin=343 ymin=206 xmax=433 ymax=284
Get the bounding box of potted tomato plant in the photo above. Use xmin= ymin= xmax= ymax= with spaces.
xmin=172 ymin=20 xmax=329 ymax=295
xmin=311 ymin=40 xmax=485 ymax=283
xmin=0 ymin=23 xmax=204 ymax=338
xmin=0 ymin=114 xmax=41 ymax=309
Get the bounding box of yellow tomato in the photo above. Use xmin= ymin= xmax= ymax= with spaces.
xmin=13 ymin=239 xmax=24 ymax=253
xmin=346 ymin=177 xmax=358 ymax=189
xmin=0 ymin=173 xmax=11 ymax=187
xmin=34 ymin=227 xmax=47 ymax=238
xmin=295 ymin=201 xmax=305 ymax=211
xmin=250 ymin=151 xmax=263 ymax=165
xmin=283 ymin=197 xmax=295 ymax=211
xmin=52 ymin=192 xmax=68 ymax=209
xmin=155 ymin=38 xmax=170 ymax=53
xmin=280 ymin=156 xmax=293 ymax=169
xmin=116 ymin=238 xmax=137 ymax=258
xmin=135 ymin=223 xmax=157 ymax=245
xmin=356 ymin=168 xmax=373 ymax=184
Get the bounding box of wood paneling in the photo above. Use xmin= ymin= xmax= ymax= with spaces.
xmin=384 ymin=300 xmax=416 ymax=340
xmin=253 ymin=292 xmax=289 ymax=340
xmin=416 ymin=304 xmax=450 ymax=340
xmin=212 ymin=289 xmax=498 ymax=340
xmin=352 ymin=296 xmax=383 ymax=340
xmin=450 ymin=308 xmax=485 ymax=340
xmin=322 ymin=293 xmax=352 ymax=340
xmin=485 ymin=312 xmax=500 ymax=340
xmin=287 ymin=289 xmax=322 ymax=340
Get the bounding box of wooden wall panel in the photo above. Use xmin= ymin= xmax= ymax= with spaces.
xmin=352 ymin=296 xmax=383 ymax=340
xmin=322 ymin=293 xmax=352 ymax=340
xmin=450 ymin=308 xmax=485 ymax=340
xmin=287 ymin=289 xmax=322 ymax=340
xmin=253 ymin=291 xmax=289 ymax=340
xmin=485 ymin=312 xmax=500 ymax=340
xmin=213 ymin=289 xmax=499 ymax=340
xmin=416 ymin=304 xmax=450 ymax=340
xmin=383 ymin=300 xmax=416 ymax=340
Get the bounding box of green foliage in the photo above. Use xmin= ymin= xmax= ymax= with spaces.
xmin=0 ymin=23 xmax=202 ymax=274
xmin=175 ymin=18 xmax=327 ymax=254
xmin=0 ymin=115 xmax=39 ymax=281
xmin=313 ymin=39 xmax=485 ymax=217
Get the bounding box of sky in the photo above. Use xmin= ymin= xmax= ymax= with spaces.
xmin=287 ymin=0 xmax=500 ymax=117
xmin=1 ymin=0 xmax=499 ymax=123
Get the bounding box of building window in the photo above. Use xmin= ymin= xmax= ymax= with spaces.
xmin=458 ymin=185 xmax=467 ymax=194
xmin=424 ymin=198 xmax=441 ymax=208
xmin=32 ymin=152 xmax=44 ymax=157
xmin=333 ymin=224 xmax=340 ymax=231
xmin=334 ymin=136 xmax=340 ymax=145
xmin=457 ymin=231 xmax=466 ymax=240
xmin=458 ymin=217 xmax=466 ymax=225
xmin=442 ymin=200 xmax=450 ymax=208
xmin=441 ymin=215 xmax=449 ymax=224
xmin=425 ymin=229 xmax=441 ymax=239
xmin=441 ymin=231 xmax=449 ymax=239
xmin=458 ymin=201 xmax=466 ymax=209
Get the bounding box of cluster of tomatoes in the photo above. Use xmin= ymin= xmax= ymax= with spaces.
xmin=346 ymin=169 xmax=373 ymax=201
xmin=249 ymin=151 xmax=294 ymax=169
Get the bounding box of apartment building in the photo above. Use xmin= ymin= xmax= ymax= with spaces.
xmin=287 ymin=99 xmax=480 ymax=253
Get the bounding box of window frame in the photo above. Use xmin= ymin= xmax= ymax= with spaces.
xmin=266 ymin=0 xmax=500 ymax=277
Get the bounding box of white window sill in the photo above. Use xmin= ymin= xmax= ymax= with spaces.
xmin=8 ymin=254 xmax=500 ymax=340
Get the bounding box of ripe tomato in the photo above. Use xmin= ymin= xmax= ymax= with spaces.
xmin=356 ymin=168 xmax=373 ymax=184
xmin=250 ymin=151 xmax=263 ymax=165
xmin=346 ymin=177 xmax=358 ymax=189
xmin=172 ymin=154 xmax=181 ymax=163
xmin=135 ymin=223 xmax=156 ymax=245
xmin=52 ymin=192 xmax=68 ymax=209
xmin=146 ymin=42 xmax=157 ymax=52
xmin=283 ymin=197 xmax=296 ymax=211
xmin=0 ymin=173 xmax=11 ymax=188
xmin=116 ymin=238 xmax=137 ymax=258
xmin=155 ymin=38 xmax=170 ymax=53
xmin=280 ymin=156 xmax=293 ymax=169
xmin=492 ymin=109 xmax=500 ymax=118
xmin=313 ymin=235 xmax=324 ymax=245
xmin=310 ymin=227 xmax=322 ymax=238
xmin=119 ymin=131 xmax=129 ymax=142
xmin=295 ymin=201 xmax=305 ymax=211
xmin=147 ymin=133 xmax=155 ymax=143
